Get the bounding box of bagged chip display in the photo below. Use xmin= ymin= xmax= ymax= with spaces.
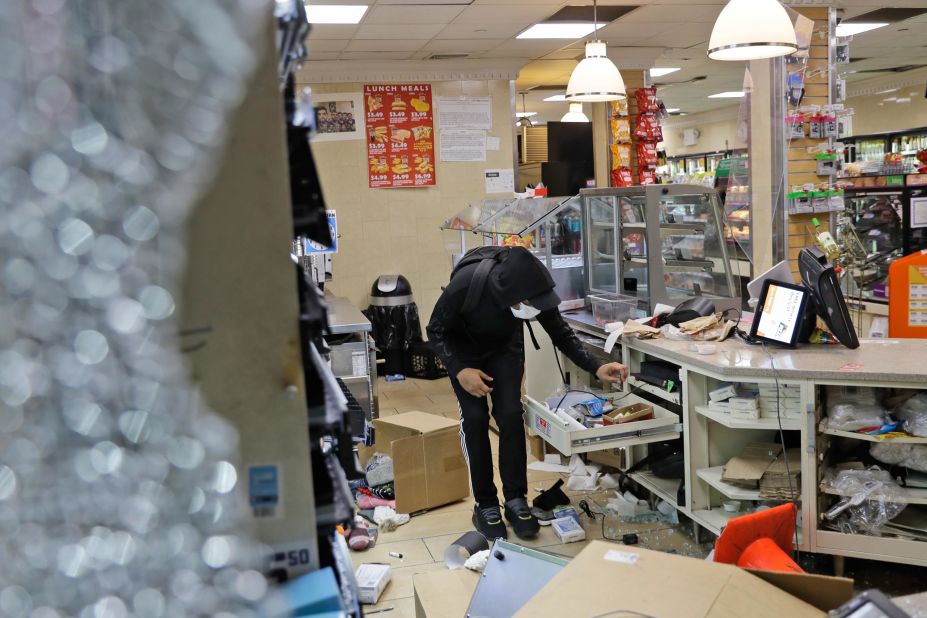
xmin=637 ymin=142 xmax=659 ymax=167
xmin=635 ymin=87 xmax=659 ymax=113
xmin=611 ymin=143 xmax=632 ymax=168
xmin=611 ymin=117 xmax=631 ymax=143
xmin=638 ymin=168 xmax=657 ymax=185
xmin=610 ymin=98 xmax=628 ymax=117
xmin=611 ymin=167 xmax=634 ymax=187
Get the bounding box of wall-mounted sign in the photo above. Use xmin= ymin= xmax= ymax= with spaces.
xmin=364 ymin=84 xmax=436 ymax=189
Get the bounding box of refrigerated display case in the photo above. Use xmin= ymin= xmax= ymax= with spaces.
xmin=581 ymin=185 xmax=739 ymax=315
xmin=844 ymin=128 xmax=927 ymax=170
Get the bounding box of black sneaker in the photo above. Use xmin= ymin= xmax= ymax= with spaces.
xmin=473 ymin=505 xmax=508 ymax=540
xmin=504 ymin=498 xmax=540 ymax=539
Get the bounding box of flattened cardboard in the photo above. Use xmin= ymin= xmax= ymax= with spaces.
xmin=722 ymin=442 xmax=782 ymax=487
xmin=747 ymin=569 xmax=854 ymax=612
xmin=514 ymin=542 xmax=825 ymax=618
xmin=367 ymin=411 xmax=469 ymax=514
xmin=413 ymin=568 xmax=479 ymax=618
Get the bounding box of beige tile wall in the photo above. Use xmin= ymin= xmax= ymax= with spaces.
xmin=293 ymin=74 xmax=516 ymax=324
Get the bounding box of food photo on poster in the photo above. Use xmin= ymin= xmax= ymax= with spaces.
xmin=364 ymin=83 xmax=435 ymax=188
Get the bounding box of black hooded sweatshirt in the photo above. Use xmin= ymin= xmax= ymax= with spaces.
xmin=426 ymin=248 xmax=601 ymax=378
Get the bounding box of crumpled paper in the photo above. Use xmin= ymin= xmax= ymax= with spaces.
xmin=464 ymin=549 xmax=490 ymax=572
xmin=674 ymin=313 xmax=737 ymax=342
xmin=679 ymin=313 xmax=720 ymax=334
xmin=374 ymin=506 xmax=411 ymax=531
xmin=622 ymin=319 xmax=662 ymax=339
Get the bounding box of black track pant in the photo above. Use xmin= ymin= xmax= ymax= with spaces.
xmin=450 ymin=353 xmax=526 ymax=508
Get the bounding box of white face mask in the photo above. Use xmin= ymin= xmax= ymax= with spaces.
xmin=511 ymin=302 xmax=541 ymax=320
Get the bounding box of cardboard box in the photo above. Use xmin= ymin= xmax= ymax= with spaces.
xmin=602 ymin=402 xmax=654 ymax=425
xmin=355 ymin=563 xmax=391 ymax=605
xmin=527 ymin=432 xmax=545 ymax=461
xmin=360 ymin=411 xmax=469 ymax=514
xmin=586 ymin=447 xmax=627 ymax=470
xmin=515 ymin=542 xmax=853 ymax=618
xmin=413 ymin=569 xmax=479 ymax=618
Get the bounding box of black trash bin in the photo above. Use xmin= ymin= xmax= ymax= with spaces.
xmin=363 ymin=275 xmax=423 ymax=376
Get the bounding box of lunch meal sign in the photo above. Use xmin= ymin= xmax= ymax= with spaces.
xmin=364 ymin=84 xmax=436 ymax=189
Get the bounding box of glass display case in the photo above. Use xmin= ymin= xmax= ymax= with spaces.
xmin=581 ymin=185 xmax=739 ymax=314
xmin=452 ymin=195 xmax=586 ymax=309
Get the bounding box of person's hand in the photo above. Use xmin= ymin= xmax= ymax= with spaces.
xmin=596 ymin=362 xmax=629 ymax=385
xmin=457 ymin=368 xmax=493 ymax=398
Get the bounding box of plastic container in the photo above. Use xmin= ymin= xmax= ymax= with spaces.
xmin=588 ymin=293 xmax=637 ymax=325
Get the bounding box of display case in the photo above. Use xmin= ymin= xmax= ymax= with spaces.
xmin=581 ymin=185 xmax=739 ymax=314
xmin=838 ymin=189 xmax=904 ymax=302
xmin=441 ymin=196 xmax=586 ymax=309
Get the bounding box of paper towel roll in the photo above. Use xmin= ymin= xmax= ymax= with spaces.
xmin=443 ymin=531 xmax=489 ymax=569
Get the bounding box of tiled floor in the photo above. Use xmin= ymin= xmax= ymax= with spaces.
xmin=357 ymin=377 xmax=711 ymax=616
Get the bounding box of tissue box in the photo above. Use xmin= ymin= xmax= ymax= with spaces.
xmin=730 ymin=406 xmax=759 ymax=420
xmin=552 ymin=517 xmax=586 ymax=543
xmin=356 ymin=563 xmax=391 ymax=604
xmin=729 ymin=397 xmax=758 ymax=411
xmin=708 ymin=400 xmax=731 ymax=413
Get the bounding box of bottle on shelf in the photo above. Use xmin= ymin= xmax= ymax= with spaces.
xmin=811 ymin=217 xmax=841 ymax=261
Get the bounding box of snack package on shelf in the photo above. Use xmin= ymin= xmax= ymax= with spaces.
xmin=611 ymin=117 xmax=631 ymax=143
xmin=610 ymin=98 xmax=628 ymax=117
xmin=611 ymin=143 xmax=632 ymax=168
xmin=611 ymin=167 xmax=634 ymax=187
xmin=636 ymin=142 xmax=659 ymax=168
xmin=638 ymin=168 xmax=657 ymax=185
xmin=634 ymin=113 xmax=663 ymax=141
xmin=635 ymin=87 xmax=660 ymax=113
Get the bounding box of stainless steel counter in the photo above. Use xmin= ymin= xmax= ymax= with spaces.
xmin=326 ymin=293 xmax=371 ymax=335
xmin=625 ymin=336 xmax=927 ymax=385
xmin=561 ymin=309 xmax=608 ymax=339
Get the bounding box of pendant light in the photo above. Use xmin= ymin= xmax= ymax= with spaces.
xmin=708 ymin=0 xmax=797 ymax=61
xmin=565 ymin=0 xmax=626 ymax=102
xmin=560 ymin=103 xmax=589 ymax=123
xmin=516 ymin=93 xmax=533 ymax=128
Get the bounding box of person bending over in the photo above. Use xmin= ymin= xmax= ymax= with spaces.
xmin=426 ymin=246 xmax=627 ymax=540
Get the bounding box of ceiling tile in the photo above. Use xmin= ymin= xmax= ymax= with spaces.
xmin=621 ymin=4 xmax=722 ymax=23
xmin=308 ymin=38 xmax=351 ymax=52
xmin=363 ymin=4 xmax=466 ymax=25
xmin=542 ymin=48 xmax=585 ymax=60
xmin=596 ymin=21 xmax=670 ymax=40
xmin=345 ymin=38 xmax=431 ymax=51
xmin=339 ymin=51 xmax=419 ymax=60
xmin=308 ymin=24 xmax=360 ymax=40
xmin=422 ymin=38 xmax=507 ymax=52
xmin=437 ymin=21 xmax=536 ymax=38
xmin=473 ymin=0 xmax=563 ymax=5
xmin=377 ymin=0 xmax=472 ymax=4
xmin=355 ymin=24 xmax=446 ymax=39
xmin=453 ymin=4 xmax=558 ymax=23
xmin=305 ymin=52 xmax=343 ymax=61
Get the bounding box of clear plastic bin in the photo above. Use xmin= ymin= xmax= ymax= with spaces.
xmin=588 ymin=293 xmax=637 ymax=325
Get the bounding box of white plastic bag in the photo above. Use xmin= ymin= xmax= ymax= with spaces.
xmin=825 ymin=403 xmax=888 ymax=432
xmin=870 ymin=443 xmax=927 ymax=474
xmin=895 ymin=393 xmax=927 ymax=438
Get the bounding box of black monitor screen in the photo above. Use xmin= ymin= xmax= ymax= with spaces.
xmin=750 ymin=280 xmax=810 ymax=347
xmin=798 ymin=247 xmax=860 ymax=349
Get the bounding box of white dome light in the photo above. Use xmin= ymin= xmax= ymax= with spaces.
xmin=708 ymin=0 xmax=798 ymax=61
xmin=565 ymin=41 xmax=626 ymax=102
xmin=561 ymin=103 xmax=589 ymax=122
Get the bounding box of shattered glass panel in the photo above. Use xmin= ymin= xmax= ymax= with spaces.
xmin=0 ymin=1 xmax=277 ymax=615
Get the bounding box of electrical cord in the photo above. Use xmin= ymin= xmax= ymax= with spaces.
xmin=760 ymin=341 xmax=802 ymax=564
xmin=552 ymin=386 xmax=646 ymax=418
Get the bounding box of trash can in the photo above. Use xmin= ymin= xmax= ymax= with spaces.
xmin=363 ymin=275 xmax=423 ymax=376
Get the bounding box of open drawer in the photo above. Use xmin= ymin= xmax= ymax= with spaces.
xmin=524 ymin=393 xmax=682 ymax=456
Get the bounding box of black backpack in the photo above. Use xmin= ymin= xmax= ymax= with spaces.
xmin=450 ymin=246 xmax=509 ymax=313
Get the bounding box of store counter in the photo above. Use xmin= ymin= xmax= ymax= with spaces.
xmin=536 ymin=318 xmax=927 ymax=570
xmin=326 ymin=292 xmax=372 ymax=335
xmin=323 ymin=293 xmax=378 ymax=431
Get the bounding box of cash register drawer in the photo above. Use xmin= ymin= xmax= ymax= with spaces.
xmin=523 ymin=394 xmax=682 ymax=456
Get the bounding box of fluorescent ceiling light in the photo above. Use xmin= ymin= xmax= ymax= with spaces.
xmin=517 ymin=23 xmax=599 ymax=39
xmin=708 ymin=91 xmax=744 ymax=98
xmin=708 ymin=0 xmax=797 ymax=61
xmin=544 ymin=94 xmax=567 ymax=102
xmin=835 ymin=22 xmax=888 ymax=37
xmin=876 ymin=88 xmax=898 ymax=95
xmin=883 ymin=97 xmax=897 ymax=102
xmin=305 ymin=4 xmax=368 ymax=24
xmin=650 ymin=68 xmax=680 ymax=77
xmin=515 ymin=112 xmax=537 ymax=118
xmin=666 ymin=108 xmax=681 ymax=113
xmin=896 ymin=97 xmax=912 ymax=103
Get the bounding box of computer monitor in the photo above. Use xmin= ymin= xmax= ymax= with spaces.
xmin=798 ymin=247 xmax=860 ymax=349
xmin=750 ymin=280 xmax=811 ymax=347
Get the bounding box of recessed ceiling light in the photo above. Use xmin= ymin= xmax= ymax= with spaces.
xmin=835 ymin=22 xmax=888 ymax=37
xmin=896 ymin=97 xmax=912 ymax=103
xmin=517 ymin=23 xmax=600 ymax=39
xmin=708 ymin=91 xmax=745 ymax=98
xmin=515 ymin=112 xmax=537 ymax=118
xmin=883 ymin=97 xmax=897 ymax=101
xmin=666 ymin=108 xmax=681 ymax=113
xmin=650 ymin=68 xmax=681 ymax=77
xmin=544 ymin=94 xmax=567 ymax=102
xmin=876 ymin=88 xmax=899 ymax=95
xmin=305 ymin=4 xmax=368 ymax=24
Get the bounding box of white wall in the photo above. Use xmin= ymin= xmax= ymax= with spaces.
xmin=294 ymin=74 xmax=516 ymax=325
xmin=661 ymin=105 xmax=744 ymax=157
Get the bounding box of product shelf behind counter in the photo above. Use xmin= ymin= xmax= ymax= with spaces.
xmin=529 ymin=326 xmax=927 ymax=567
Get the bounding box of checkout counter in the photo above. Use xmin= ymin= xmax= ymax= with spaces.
xmin=514 ymin=187 xmax=927 ymax=571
